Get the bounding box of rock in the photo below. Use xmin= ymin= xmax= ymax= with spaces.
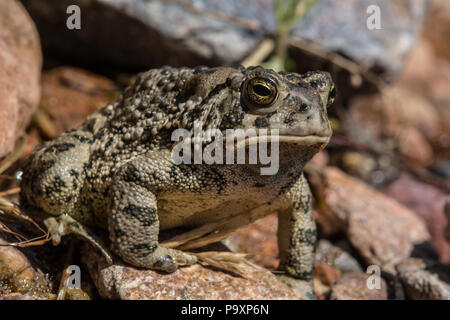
xmin=0 ymin=0 xmax=42 ymax=159
xmin=396 ymin=258 xmax=450 ymax=300
xmin=82 ymin=244 xmax=299 ymax=300
xmin=339 ymin=151 xmax=378 ymax=182
xmin=392 ymin=126 xmax=434 ymax=167
xmin=313 ymin=239 xmax=363 ymax=299
xmin=445 ymin=200 xmax=450 ymax=243
xmin=330 ymin=272 xmax=388 ymax=300
xmin=223 ymin=214 xmax=279 ymax=270
xmin=314 ymin=261 xmax=339 ymax=286
xmin=0 ymin=238 xmax=53 ymax=299
xmin=312 ymin=167 xmax=430 ymax=274
xmin=291 ymin=0 xmax=429 ymax=82
xmin=348 ymin=87 xmax=438 ymax=167
xmin=39 ymin=67 xmax=118 ymax=137
xmin=397 ymin=39 xmax=450 ymax=157
xmin=22 ymin=0 xmax=426 ymax=85
xmin=0 ymin=293 xmax=36 ymax=300
xmin=21 ymin=0 xmax=273 ymax=70
xmin=313 ymin=262 xmax=338 ymax=299
xmin=423 ymin=0 xmax=450 ymax=61
xmin=315 ymin=239 xmax=363 ymax=274
xmin=382 ymin=174 xmax=450 ymax=264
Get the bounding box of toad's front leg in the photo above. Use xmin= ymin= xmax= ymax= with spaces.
xmin=108 ymin=157 xmax=197 ymax=272
xmin=277 ymin=173 xmax=317 ymax=299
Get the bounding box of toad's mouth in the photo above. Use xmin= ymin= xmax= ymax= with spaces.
xmin=234 ymin=134 xmax=331 ymax=150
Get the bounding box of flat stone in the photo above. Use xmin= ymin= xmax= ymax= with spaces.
xmin=82 ymin=244 xmax=299 ymax=300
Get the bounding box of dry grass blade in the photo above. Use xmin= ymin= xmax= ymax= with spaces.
xmin=192 ymin=251 xmax=266 ymax=278
xmin=0 ymin=196 xmax=51 ymax=247
xmin=0 ymin=135 xmax=27 ymax=175
xmin=241 ymin=39 xmax=275 ymax=68
xmin=0 ymin=220 xmax=28 ymax=242
xmin=161 ymin=206 xmax=270 ymax=250
xmin=288 ymin=38 xmax=387 ymax=90
xmin=161 ymin=217 xmax=234 ymax=249
xmin=0 ymin=187 xmax=20 ymax=196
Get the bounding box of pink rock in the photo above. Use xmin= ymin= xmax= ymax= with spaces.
xmin=382 ymin=174 xmax=450 ymax=264
xmin=0 ymin=0 xmax=41 ymax=159
xmin=330 ymin=272 xmax=387 ymax=300
xmin=319 ymin=167 xmax=430 ymax=274
xmin=82 ymin=244 xmax=299 ymax=300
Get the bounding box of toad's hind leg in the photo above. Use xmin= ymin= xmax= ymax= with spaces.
xmin=107 ymin=163 xmax=197 ymax=272
xmin=44 ymin=215 xmax=113 ymax=265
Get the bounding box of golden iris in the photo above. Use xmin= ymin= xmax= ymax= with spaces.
xmin=244 ymin=77 xmax=278 ymax=107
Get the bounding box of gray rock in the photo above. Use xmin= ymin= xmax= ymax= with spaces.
xmin=396 ymin=258 xmax=450 ymax=300
xmin=21 ymin=0 xmax=272 ymax=70
xmin=291 ymin=0 xmax=429 ymax=82
xmin=21 ymin=0 xmax=428 ymax=83
xmin=316 ymin=239 xmax=363 ymax=274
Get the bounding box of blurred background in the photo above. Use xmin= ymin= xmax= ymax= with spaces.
xmin=0 ymin=0 xmax=449 ymax=300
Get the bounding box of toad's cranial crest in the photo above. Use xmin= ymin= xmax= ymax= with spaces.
xmin=20 ymin=65 xmax=334 ymax=299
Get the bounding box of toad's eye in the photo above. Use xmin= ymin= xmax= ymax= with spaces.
xmin=327 ymin=85 xmax=336 ymax=106
xmin=243 ymin=77 xmax=278 ymax=108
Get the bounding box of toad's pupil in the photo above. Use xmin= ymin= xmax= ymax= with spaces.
xmin=253 ymin=84 xmax=272 ymax=97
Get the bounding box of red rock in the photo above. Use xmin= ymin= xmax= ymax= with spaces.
xmin=318 ymin=167 xmax=430 ymax=274
xmin=445 ymin=201 xmax=450 ymax=243
xmin=423 ymin=0 xmax=450 ymax=61
xmin=382 ymin=174 xmax=450 ymax=264
xmin=0 ymin=0 xmax=42 ymax=158
xmin=82 ymin=244 xmax=299 ymax=300
xmin=39 ymin=67 xmax=118 ymax=137
xmin=330 ymin=272 xmax=387 ymax=300
xmin=314 ymin=261 xmax=339 ymax=286
xmin=224 ymin=214 xmax=279 ymax=270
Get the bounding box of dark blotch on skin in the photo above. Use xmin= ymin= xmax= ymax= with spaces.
xmin=123 ymin=204 xmax=156 ymax=226
xmin=254 ymin=117 xmax=269 ymax=128
xmin=44 ymin=143 xmax=76 ymax=154
xmin=131 ymin=243 xmax=158 ymax=257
